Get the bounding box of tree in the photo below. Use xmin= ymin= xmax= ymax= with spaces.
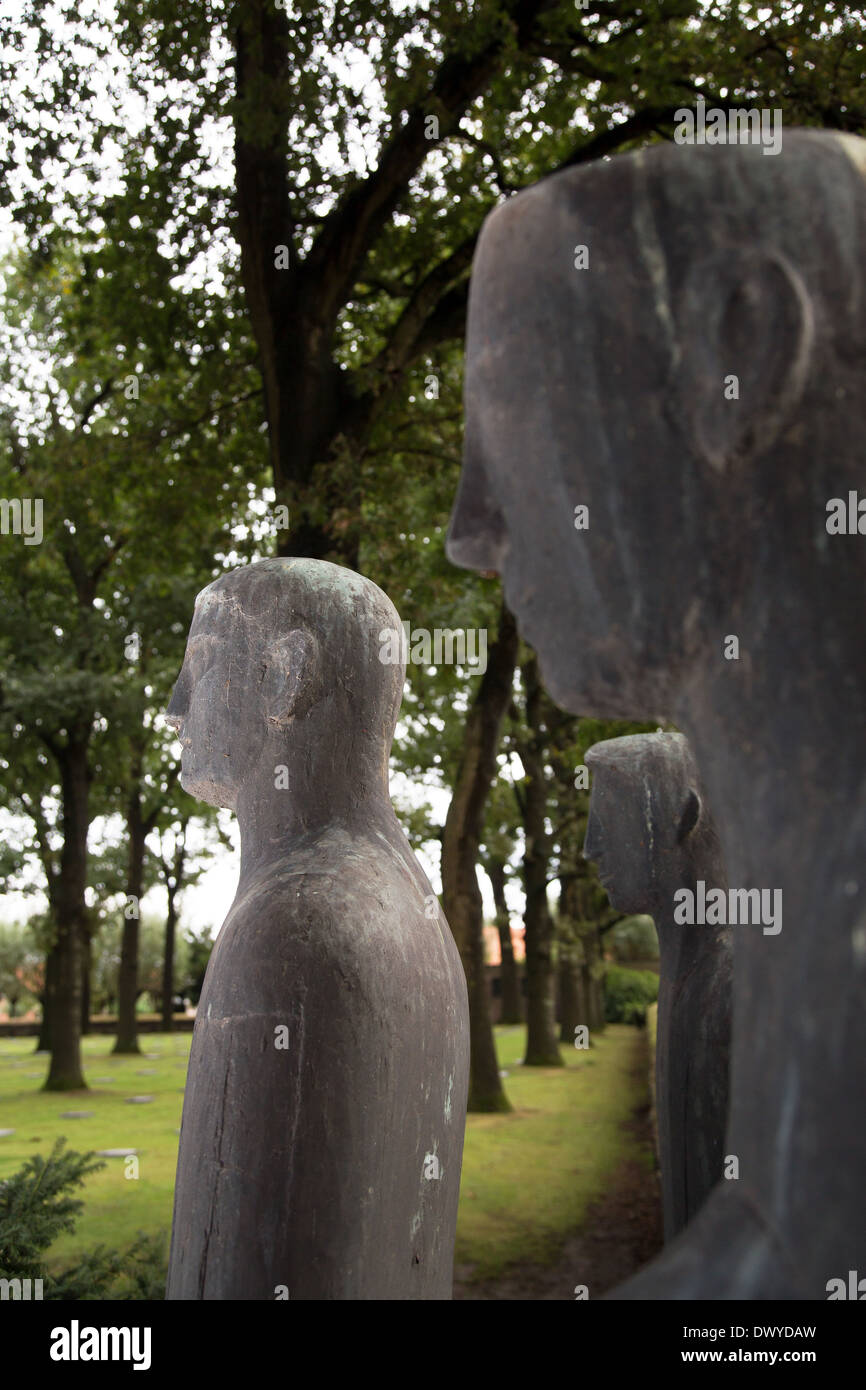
xmin=483 ymin=853 xmax=523 ymax=1025
xmin=442 ymin=602 xmax=517 ymax=1111
xmin=0 ymin=239 xmax=264 ymax=1086
xmin=152 ymin=807 xmax=224 ymax=1029
xmin=480 ymin=777 xmax=524 ymax=1024
xmin=181 ymin=925 xmax=215 ymax=1007
xmin=0 ymin=922 xmax=40 ymax=1018
xmin=0 ymin=1139 xmax=168 ymax=1299
xmin=135 ymin=913 xmax=190 ymax=1015
xmin=511 ymin=653 xmax=563 ymax=1066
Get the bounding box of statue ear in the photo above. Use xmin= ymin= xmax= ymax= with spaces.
xmin=261 ymin=630 xmax=322 ymax=726
xmin=676 ymin=787 xmax=701 ymax=843
xmin=674 ymin=248 xmax=814 ymax=473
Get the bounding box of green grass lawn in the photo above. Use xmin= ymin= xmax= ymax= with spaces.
xmin=0 ymin=1022 xmax=651 ymax=1282
xmin=0 ymin=1033 xmax=190 ymax=1270
xmin=455 ymin=1023 xmax=654 ymax=1280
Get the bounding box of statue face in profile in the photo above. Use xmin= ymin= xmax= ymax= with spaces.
xmin=445 ymin=130 xmax=866 ymax=1302
xmin=443 ymin=157 xmax=685 ymax=718
xmin=446 ymin=133 xmax=866 ymax=720
xmin=582 ymin=761 xmax=652 ymax=916
xmin=583 ymin=732 xmax=710 ymax=918
xmin=164 ymin=558 xmax=402 ymax=821
xmin=165 ymin=608 xmax=237 ymax=809
xmin=165 ymin=588 xmax=320 ymax=812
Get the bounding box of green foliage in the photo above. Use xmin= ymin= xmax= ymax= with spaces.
xmin=106 ymin=1232 xmax=169 ymax=1301
xmin=457 ymin=1023 xmax=655 ymax=1279
xmin=0 ymin=1140 xmax=102 ymax=1281
xmin=136 ymin=913 xmax=190 ymax=1008
xmin=0 ymin=920 xmax=41 ymax=1015
xmin=0 ymin=1139 xmax=166 ymax=1299
xmin=604 ymin=965 xmax=660 ymax=1027
xmin=609 ymin=915 xmax=660 ymax=964
xmin=181 ymin=924 xmax=215 ymax=1004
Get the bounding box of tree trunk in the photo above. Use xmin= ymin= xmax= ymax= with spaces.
xmin=442 ymin=602 xmax=518 ymax=1113
xmin=161 ymin=884 xmax=178 ymax=1033
xmin=558 ymin=948 xmax=583 ymax=1044
xmin=44 ymin=740 xmax=89 ymax=1091
xmin=35 ymin=952 xmax=54 ymax=1051
xmin=557 ymin=875 xmax=589 ymax=1043
xmin=557 ymin=853 xmax=609 ymax=1044
xmin=232 ymin=1 xmax=521 ymax=571
xmin=487 ymin=858 xmax=521 ymax=1024
xmin=233 ymin=4 xmax=360 ymax=568
xmin=581 ymin=923 xmax=607 ymax=1035
xmin=114 ymin=785 xmax=145 ymax=1055
xmin=80 ymin=930 xmax=91 ymax=1035
xmin=519 ymin=656 xmax=562 ymax=1066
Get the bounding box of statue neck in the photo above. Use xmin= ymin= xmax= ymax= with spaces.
xmin=233 ymin=737 xmax=394 ymax=883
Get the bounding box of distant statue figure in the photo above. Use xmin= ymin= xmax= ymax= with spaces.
xmin=164 ymin=558 xmax=469 ymax=1300
xmin=584 ymin=732 xmax=732 ymax=1242
xmin=447 ymin=131 xmax=866 ymax=1297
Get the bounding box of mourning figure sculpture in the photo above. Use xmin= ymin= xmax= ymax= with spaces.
xmin=446 ymin=131 xmax=866 ymax=1297
xmin=164 ymin=558 xmax=469 ymax=1300
xmin=584 ymin=732 xmax=732 ymax=1242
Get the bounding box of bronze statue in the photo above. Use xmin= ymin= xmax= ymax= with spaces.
xmin=584 ymin=732 xmax=732 ymax=1242
xmin=448 ymin=132 xmax=866 ymax=1297
xmin=165 ymin=558 xmax=469 ymax=1299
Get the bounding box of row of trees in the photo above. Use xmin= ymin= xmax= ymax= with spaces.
xmin=0 ymin=914 xmax=214 ymax=1024
xmin=0 ymin=0 xmax=860 ymax=1095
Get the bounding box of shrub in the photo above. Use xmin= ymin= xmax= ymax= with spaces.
xmin=608 ymin=914 xmax=659 ymax=964
xmin=604 ymin=965 xmax=659 ymax=1026
xmin=0 ymin=1139 xmax=167 ymax=1298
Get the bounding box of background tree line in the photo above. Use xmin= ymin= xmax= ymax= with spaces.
xmin=0 ymin=0 xmax=860 ymax=1099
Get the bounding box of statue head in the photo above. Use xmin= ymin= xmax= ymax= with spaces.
xmin=164 ymin=558 xmax=405 ymax=812
xmin=583 ymin=731 xmax=723 ymax=917
xmin=446 ymin=132 xmax=866 ymax=719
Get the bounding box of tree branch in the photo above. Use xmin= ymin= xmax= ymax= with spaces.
xmin=303 ymin=0 xmax=559 ymax=322
xmin=558 ymin=103 xmax=684 ymax=168
xmin=79 ymin=376 xmax=116 ymax=430
xmin=233 ymin=0 xmax=298 ymax=414
xmin=370 ymin=232 xmax=478 ymax=379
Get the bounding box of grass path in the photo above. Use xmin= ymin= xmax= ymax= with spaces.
xmin=455 ymin=1023 xmax=656 ymax=1282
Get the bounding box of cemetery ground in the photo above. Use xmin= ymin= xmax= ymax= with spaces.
xmin=0 ymin=1023 xmax=660 ymax=1297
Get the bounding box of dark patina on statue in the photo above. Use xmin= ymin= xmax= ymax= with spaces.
xmin=165 ymin=558 xmax=469 ymax=1299
xmin=584 ymin=732 xmax=732 ymax=1243
xmin=448 ymin=131 xmax=866 ymax=1297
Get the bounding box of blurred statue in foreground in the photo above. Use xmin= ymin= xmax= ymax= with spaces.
xmin=448 ymin=131 xmax=866 ymax=1297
